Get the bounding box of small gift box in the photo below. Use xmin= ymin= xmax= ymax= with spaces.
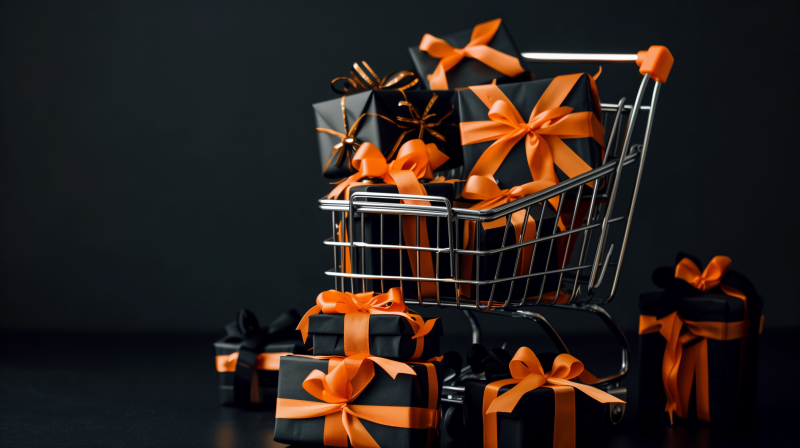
xmin=409 ymin=18 xmax=528 ymax=90
xmin=462 ymin=346 xmax=624 ymax=448
xmin=213 ymin=309 xmax=309 ymax=406
xmin=274 ymin=354 xmax=445 ymax=448
xmin=315 ymin=63 xmax=462 ymax=179
xmin=297 ymin=288 xmax=442 ymax=361
xmin=638 ymin=254 xmax=764 ymax=425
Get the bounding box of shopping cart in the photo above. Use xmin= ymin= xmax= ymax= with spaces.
xmin=318 ymin=47 xmax=672 ymax=429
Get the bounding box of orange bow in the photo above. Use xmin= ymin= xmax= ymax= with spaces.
xmin=638 ymin=256 xmax=762 ymax=423
xmin=276 ymin=354 xmax=438 ymax=448
xmin=419 ymin=19 xmax=525 ymax=90
xmin=482 ymin=347 xmax=623 ymax=448
xmin=331 ymin=61 xmax=419 ymax=95
xmin=296 ymin=288 xmax=439 ymax=359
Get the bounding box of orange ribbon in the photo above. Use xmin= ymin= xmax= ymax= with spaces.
xmin=395 ymin=90 xmax=455 ymax=146
xmin=638 ymin=256 xmax=762 ymax=423
xmin=328 ymin=139 xmax=452 ymax=297
xmin=482 ymin=347 xmax=623 ymax=448
xmin=276 ymin=354 xmax=439 ymax=448
xmin=419 ymin=19 xmax=525 ymax=90
xmin=296 ymin=288 xmax=439 ymax=359
xmin=331 ymin=61 xmax=419 ymax=95
xmin=215 ymin=351 xmax=289 ymax=373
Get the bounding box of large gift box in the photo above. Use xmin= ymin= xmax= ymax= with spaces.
xmin=298 ymin=288 xmax=442 ymax=361
xmin=462 ymin=346 xmax=624 ymax=448
xmin=315 ymin=87 xmax=462 ymax=179
xmin=274 ymin=354 xmax=445 ymax=448
xmin=409 ymin=18 xmax=528 ymax=90
xmin=638 ymin=254 xmax=763 ymax=425
xmin=213 ymin=309 xmax=308 ymax=406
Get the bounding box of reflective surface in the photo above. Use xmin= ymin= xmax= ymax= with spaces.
xmin=0 ymin=329 xmax=797 ymax=447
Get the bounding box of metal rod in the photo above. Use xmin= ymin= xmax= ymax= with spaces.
xmin=522 ymin=52 xmax=638 ymax=63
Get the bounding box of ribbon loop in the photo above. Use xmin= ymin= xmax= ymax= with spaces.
xmin=332 ymin=61 xmax=419 ymax=95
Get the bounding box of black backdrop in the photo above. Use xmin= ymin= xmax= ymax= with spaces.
xmin=1 ymin=0 xmax=798 ymax=336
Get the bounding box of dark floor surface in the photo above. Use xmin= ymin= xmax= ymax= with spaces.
xmin=1 ymin=327 xmax=798 ymax=448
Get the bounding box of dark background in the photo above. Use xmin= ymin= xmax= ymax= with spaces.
xmin=2 ymin=0 xmax=799 ymax=337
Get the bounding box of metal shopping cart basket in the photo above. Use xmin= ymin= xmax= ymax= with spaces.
xmin=318 ymin=46 xmax=673 ymax=430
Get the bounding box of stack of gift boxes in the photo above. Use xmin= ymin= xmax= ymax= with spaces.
xmin=212 ymin=17 xmax=764 ymax=448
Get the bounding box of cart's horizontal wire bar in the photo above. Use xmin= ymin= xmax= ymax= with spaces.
xmin=324 ymin=263 xmax=591 ymax=285
xmin=350 ymin=206 xmax=450 ymax=218
xmin=456 ymin=222 xmax=602 ymax=256
xmin=351 ymin=241 xmax=450 ymax=253
xmin=601 ymin=103 xmax=651 ymax=111
xmin=522 ymin=52 xmax=638 ymax=63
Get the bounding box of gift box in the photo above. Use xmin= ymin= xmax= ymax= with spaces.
xmin=274 ymin=354 xmax=445 ymax=448
xmin=315 ymin=89 xmax=462 ymax=179
xmin=213 ymin=309 xmax=309 ymax=406
xmin=462 ymin=346 xmax=624 ymax=448
xmin=298 ymin=288 xmax=442 ymax=361
xmin=457 ymin=73 xmax=604 ymax=193
xmin=409 ymin=18 xmax=528 ymax=90
xmin=638 ymin=254 xmax=764 ymax=425
xmin=345 ymin=181 xmax=456 ymax=294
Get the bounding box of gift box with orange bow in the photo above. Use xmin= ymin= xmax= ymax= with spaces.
xmin=213 ymin=309 xmax=310 ymax=406
xmin=297 ymin=288 xmax=443 ymax=361
xmin=462 ymin=345 xmax=625 ymax=448
xmin=638 ymin=254 xmax=764 ymax=425
xmin=274 ymin=354 xmax=445 ymax=448
xmin=315 ymin=63 xmax=462 ymax=179
xmin=409 ymin=18 xmax=529 ymax=90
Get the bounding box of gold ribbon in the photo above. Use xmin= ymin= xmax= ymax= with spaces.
xmin=331 ymin=61 xmax=419 ymax=95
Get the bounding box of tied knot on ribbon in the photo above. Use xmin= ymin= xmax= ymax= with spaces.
xmin=418 ymin=18 xmax=525 ymax=90
xmin=674 ymin=255 xmax=730 ymax=292
xmin=331 ymin=61 xmax=419 ymax=95
xmin=482 ymin=347 xmax=623 ymax=448
xmin=395 ymin=91 xmax=455 ymax=144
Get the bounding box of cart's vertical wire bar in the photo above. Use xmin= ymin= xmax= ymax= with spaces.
xmin=454 ymin=215 xmax=461 ymax=308
xmin=588 ymin=74 xmax=650 ymax=292
xmin=606 ymin=81 xmax=661 ymax=303
xmin=550 ymin=184 xmax=583 ymax=305
xmin=361 ymin=212 xmax=366 ymax=293
xmin=331 ymin=210 xmax=338 ymax=291
xmin=475 ymin=218 xmax=483 ymax=310
xmin=435 ymin=215 xmax=441 ymax=306
xmin=398 ymin=214 xmax=403 ymax=298
xmin=416 ymin=215 xmax=422 ymax=306
xmin=504 ymin=205 xmax=532 ymax=308
xmin=380 ymin=213 xmax=385 ymax=293
xmin=488 ymin=213 xmax=515 ymax=309
xmin=533 ymin=192 xmax=566 ymax=306
xmin=520 ymin=201 xmax=548 ymax=306
xmin=348 ymin=204 xmax=355 ymax=294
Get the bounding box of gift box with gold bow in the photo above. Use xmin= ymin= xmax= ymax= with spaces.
xmin=274 ymin=354 xmax=445 ymax=448
xmin=213 ymin=309 xmax=309 ymax=406
xmin=315 ymin=64 xmax=462 ymax=179
xmin=638 ymin=254 xmax=764 ymax=425
xmin=462 ymin=346 xmax=625 ymax=448
xmin=409 ymin=18 xmax=529 ymax=90
xmin=297 ymin=288 xmax=443 ymax=361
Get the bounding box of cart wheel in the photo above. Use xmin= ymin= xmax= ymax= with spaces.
xmin=608 ymin=402 xmax=625 ymax=426
xmin=442 ymin=403 xmax=466 ymax=441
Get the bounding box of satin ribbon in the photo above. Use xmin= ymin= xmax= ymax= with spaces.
xmin=638 ymin=256 xmax=761 ymax=423
xmin=215 ymin=351 xmax=290 ymax=372
xmin=395 ymin=90 xmax=454 ymax=145
xmin=331 ymin=61 xmax=419 ymax=95
xmin=483 ymin=347 xmax=623 ymax=448
xmin=296 ymin=288 xmax=439 ymax=359
xmin=419 ymin=19 xmax=525 ymax=90
xmin=328 ymin=139 xmax=452 ymax=297
xmin=275 ymin=354 xmax=439 ymax=448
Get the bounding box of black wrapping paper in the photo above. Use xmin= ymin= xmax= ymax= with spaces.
xmin=308 ymin=314 xmax=443 ymax=360
xmin=345 ymin=182 xmax=455 ymax=293
xmin=274 ymin=355 xmax=445 ymax=448
xmin=314 ymin=90 xmax=461 ymax=179
xmin=638 ymin=289 xmax=761 ymax=425
xmin=456 ymin=74 xmax=603 ymax=190
xmin=408 ymin=20 xmax=528 ymax=90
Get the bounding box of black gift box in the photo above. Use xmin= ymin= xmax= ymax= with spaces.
xmin=307 ymin=313 xmax=443 ymax=361
xmin=409 ymin=20 xmax=528 ymax=90
xmin=314 ymin=90 xmax=462 ymax=179
xmin=213 ymin=309 xmax=308 ymax=406
xmin=457 ymin=74 xmax=603 ymax=191
xmin=345 ymin=182 xmax=455 ymax=294
xmin=638 ymin=286 xmax=762 ymax=425
xmin=462 ymin=353 xmax=614 ymax=448
xmin=274 ymin=355 xmax=445 ymax=447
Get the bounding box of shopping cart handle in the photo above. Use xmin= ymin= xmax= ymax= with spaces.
xmin=636 ymin=46 xmax=673 ymax=83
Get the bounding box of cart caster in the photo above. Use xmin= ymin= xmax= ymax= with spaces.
xmin=442 ymin=402 xmax=466 ymax=441
xmin=604 ymin=387 xmax=627 ymax=427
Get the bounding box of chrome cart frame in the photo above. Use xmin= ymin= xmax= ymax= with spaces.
xmin=318 ymin=48 xmax=670 ymax=392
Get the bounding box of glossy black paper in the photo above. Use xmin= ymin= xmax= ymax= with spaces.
xmin=308 ymin=314 xmax=443 ymax=360
xmin=456 ymin=74 xmax=603 ymax=189
xmin=274 ymin=355 xmax=444 ymax=447
xmin=314 ymin=90 xmax=461 ymax=179
xmin=408 ymin=20 xmax=529 ymax=90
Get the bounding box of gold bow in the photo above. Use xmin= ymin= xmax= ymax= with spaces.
xmin=332 ymin=61 xmax=419 ymax=95
xmin=395 ymin=90 xmax=455 ymax=146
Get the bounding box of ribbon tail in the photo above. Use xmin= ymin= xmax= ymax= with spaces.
xmin=342 ymin=410 xmax=381 ymax=448
xmin=297 ymin=304 xmax=322 ymax=342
